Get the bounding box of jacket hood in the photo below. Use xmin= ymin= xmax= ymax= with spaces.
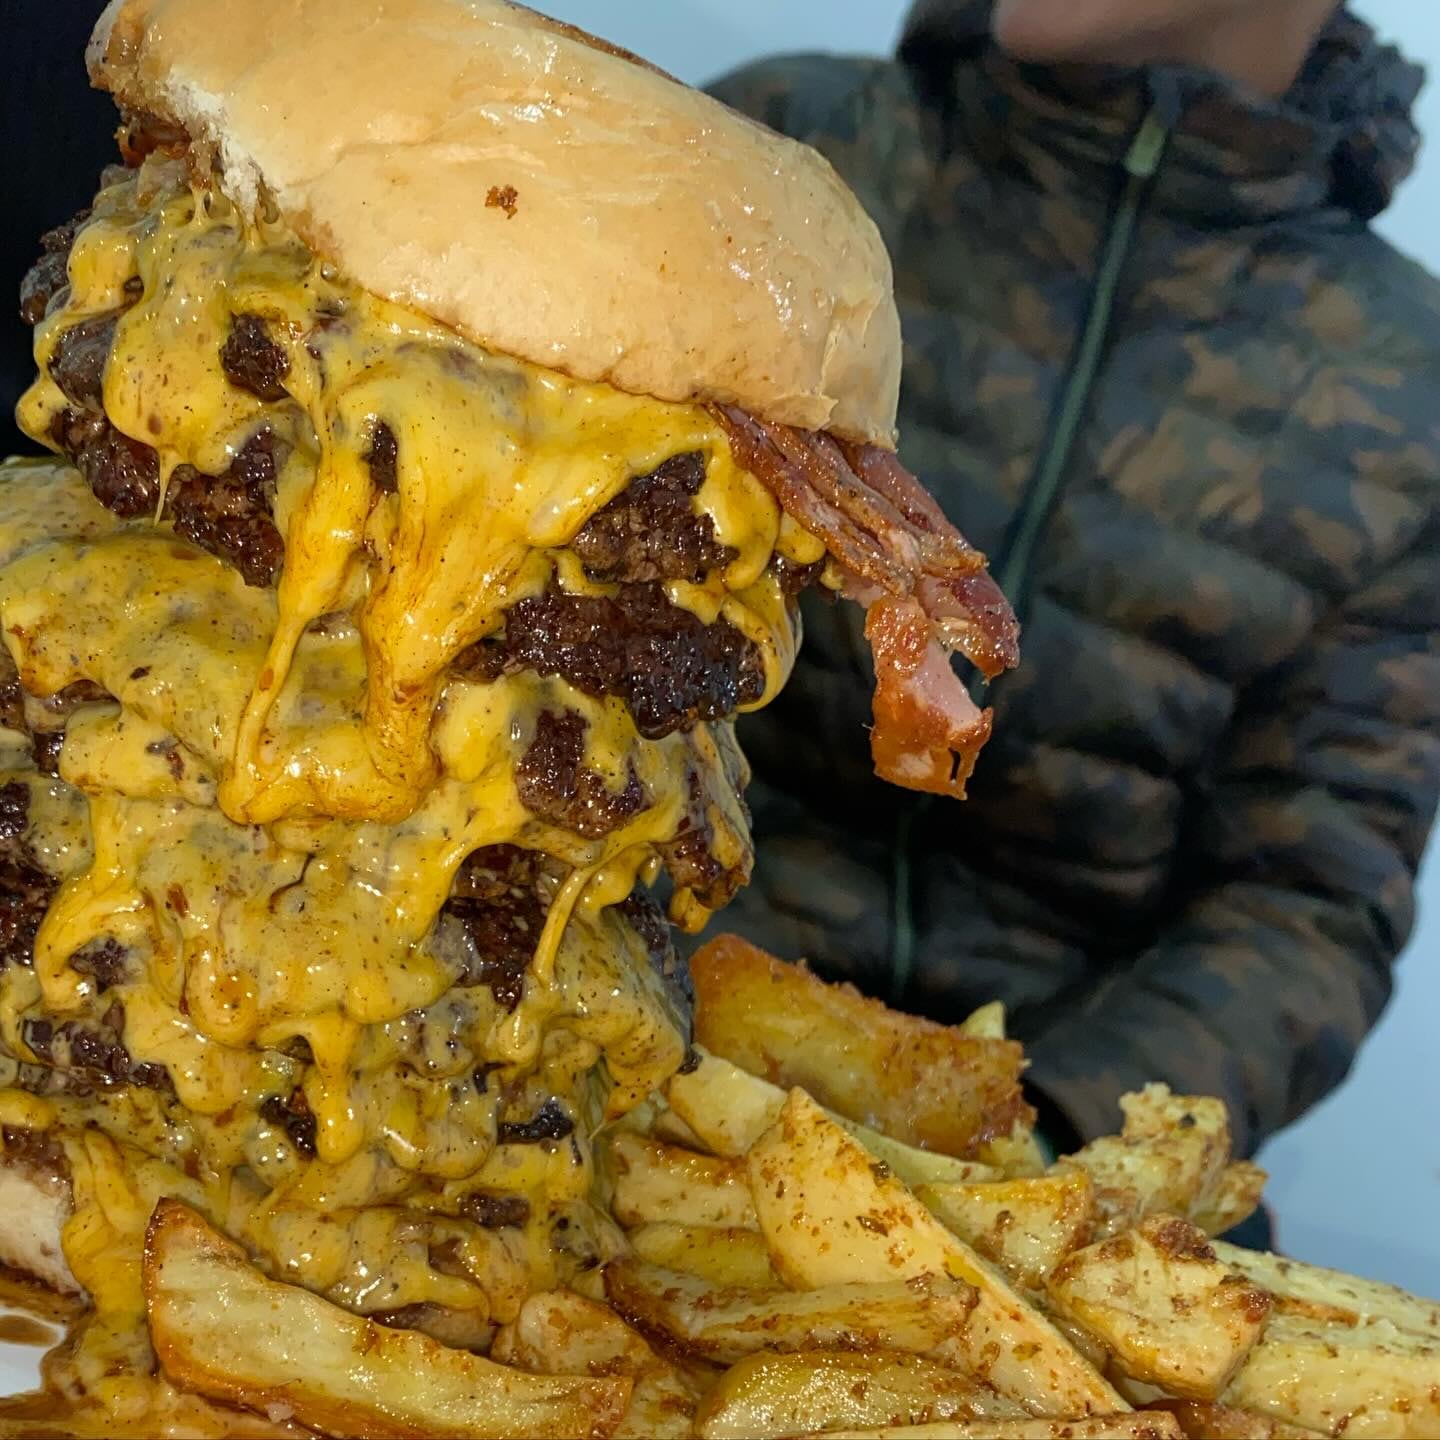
xmin=899 ymin=1 xmax=1424 ymax=221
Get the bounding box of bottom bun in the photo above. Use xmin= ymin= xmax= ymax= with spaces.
xmin=0 ymin=1142 xmax=81 ymax=1298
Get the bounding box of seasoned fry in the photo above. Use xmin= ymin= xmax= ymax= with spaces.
xmin=492 ymin=1289 xmax=696 ymax=1440
xmin=1222 ymin=1314 xmax=1440 ymax=1439
xmin=651 ymin=1108 xmax=707 ymax=1150
xmin=799 ymin=1419 xmax=1185 ymax=1439
xmin=626 ymin=1223 xmax=782 ymax=1289
xmin=917 ymin=1171 xmax=1095 ymax=1288
xmin=143 ymin=1201 xmax=631 ymax=1440
xmin=972 ymin=1123 xmax=1047 ymax=1179
xmin=609 ymin=1132 xmax=757 ymax=1229
xmin=666 ymin=1050 xmax=999 ymax=1184
xmin=690 ymin=935 xmax=1032 ymax=1157
xmin=1211 ymin=1242 xmax=1440 ymax=1338
xmin=1046 ymin=1216 xmax=1270 ymax=1400
xmin=605 ymin=1261 xmax=976 ymax=1364
xmin=746 ymin=1089 xmax=1126 ymax=1416
xmin=1190 ymin=1164 xmax=1266 ymax=1237
xmin=1145 ymin=1400 xmax=1325 ymax=1439
xmin=691 ymin=1350 xmax=1025 ymax=1440
xmin=1055 ymin=1088 xmax=1231 ymax=1235
xmin=958 ymin=1001 xmax=1007 ymax=1039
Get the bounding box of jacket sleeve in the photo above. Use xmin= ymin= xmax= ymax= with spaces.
xmin=1024 ymin=525 xmax=1440 ymax=1157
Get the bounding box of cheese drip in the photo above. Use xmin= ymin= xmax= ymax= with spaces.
xmin=18 ymin=156 xmax=814 ymax=827
xmin=0 ymin=142 xmax=813 ymax=1423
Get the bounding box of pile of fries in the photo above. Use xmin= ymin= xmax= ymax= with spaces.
xmin=129 ymin=936 xmax=1438 ymax=1438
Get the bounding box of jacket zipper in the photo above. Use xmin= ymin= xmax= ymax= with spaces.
xmin=888 ymin=105 xmax=1173 ymax=1008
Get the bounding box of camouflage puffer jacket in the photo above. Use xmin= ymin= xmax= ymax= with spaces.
xmin=706 ymin=3 xmax=1440 ymax=1157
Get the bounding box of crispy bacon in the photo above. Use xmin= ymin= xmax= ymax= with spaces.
xmin=866 ymin=598 xmax=994 ymax=796
xmin=714 ymin=406 xmax=1020 ymax=799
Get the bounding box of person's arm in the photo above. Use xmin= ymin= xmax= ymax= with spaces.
xmin=1025 ymin=523 xmax=1440 ymax=1157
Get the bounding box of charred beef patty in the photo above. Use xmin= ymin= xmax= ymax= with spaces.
xmin=22 ymin=226 xmax=289 ymax=583
xmin=0 ymin=783 xmax=58 ymax=972
xmin=571 ymin=451 xmax=734 ymax=584
xmin=455 ymin=583 xmax=766 ymax=740
xmin=167 ymin=428 xmax=287 ymax=587
xmin=22 ymin=1001 xmax=172 ymax=1095
xmin=443 ymin=845 xmax=558 ymax=1013
xmin=515 ymin=709 xmax=647 ymax=840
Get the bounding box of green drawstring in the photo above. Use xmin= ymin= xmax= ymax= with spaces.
xmin=982 ymin=106 xmax=1172 ymax=651
xmin=888 ymin=105 xmax=1173 ymax=1010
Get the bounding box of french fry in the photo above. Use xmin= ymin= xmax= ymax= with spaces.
xmin=746 ymin=1089 xmax=1126 ymax=1417
xmin=492 ymin=1289 xmax=696 ymax=1440
xmin=143 ymin=1200 xmax=630 ymax=1440
xmin=1055 ymin=1087 xmax=1230 ymax=1235
xmin=917 ymin=1172 xmax=1095 ymax=1289
xmin=796 ymin=1419 xmax=1185 ymax=1440
xmin=1190 ymin=1163 xmax=1266 ymax=1237
xmin=1211 ymin=1242 xmax=1440 ymax=1338
xmin=651 ymin=1110 xmax=706 ymax=1148
xmin=0 ymin=1402 xmax=306 ymax=1439
xmin=691 ymin=1350 xmax=1027 ymax=1440
xmin=605 ymin=1260 xmax=975 ymax=1365
xmin=626 ymin=1222 xmax=782 ymax=1289
xmin=1222 ymin=1314 xmax=1440 ymax=1439
xmin=1144 ymin=1400 xmax=1325 ymax=1439
xmin=691 ymin=935 xmax=1032 ymax=1157
xmin=972 ymin=1123 xmax=1047 ymax=1179
xmin=609 ymin=1132 xmax=756 ymax=1229
xmin=959 ymin=1001 xmax=1008 ymax=1039
xmin=1045 ymin=1216 xmax=1270 ymax=1400
xmin=666 ymin=1050 xmax=999 ymax=1185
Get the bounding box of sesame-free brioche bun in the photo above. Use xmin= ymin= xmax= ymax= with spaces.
xmin=88 ymin=0 xmax=902 ymax=445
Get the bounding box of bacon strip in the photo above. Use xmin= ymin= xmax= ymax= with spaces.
xmin=866 ymin=598 xmax=994 ymax=797
xmin=714 ymin=406 xmax=1020 ymax=798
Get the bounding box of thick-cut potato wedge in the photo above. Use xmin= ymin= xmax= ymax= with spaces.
xmin=1190 ymin=1163 xmax=1266 ymax=1237
xmin=799 ymin=1419 xmax=1184 ymax=1440
xmin=691 ymin=935 xmax=1032 ymax=1157
xmin=0 ymin=1390 xmax=305 ymax=1439
xmin=627 ymin=1222 xmax=782 ymax=1289
xmin=1049 ymin=1312 xmax=1111 ymax=1372
xmin=666 ymin=1051 xmax=999 ymax=1185
xmin=1145 ymin=1400 xmax=1324 ymax=1439
xmin=959 ymin=1001 xmax=1008 ymax=1039
xmin=605 ymin=1260 xmax=976 ymax=1364
xmin=649 ymin=1107 xmax=706 ymax=1149
xmin=609 ymin=1131 xmax=756 ymax=1229
xmin=1046 ymin=1216 xmax=1269 ymax=1400
xmin=1211 ymin=1242 xmax=1440 ymax=1338
xmin=1055 ymin=1088 xmax=1230 ymax=1235
xmin=746 ymin=1090 xmax=1125 ymax=1417
xmin=918 ymin=1172 xmax=1095 ymax=1288
xmin=664 ymin=1049 xmax=783 ymax=1157
xmin=1222 ymin=1314 xmax=1440 ymax=1439
xmin=972 ymin=1124 xmax=1047 ymax=1179
xmin=143 ymin=1201 xmax=630 ymax=1440
xmin=691 ymin=1350 xmax=1026 ymax=1440
xmin=492 ymin=1289 xmax=696 ymax=1440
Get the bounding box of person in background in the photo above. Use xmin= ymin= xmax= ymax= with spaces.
xmin=708 ymin=0 xmax=1440 ymax=1189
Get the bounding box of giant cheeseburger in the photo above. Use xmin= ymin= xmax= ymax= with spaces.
xmin=0 ymin=0 xmax=1017 ymax=1426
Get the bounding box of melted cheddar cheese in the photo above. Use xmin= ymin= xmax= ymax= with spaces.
xmin=0 ymin=153 xmax=815 ymax=1418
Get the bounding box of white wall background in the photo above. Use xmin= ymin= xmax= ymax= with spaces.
xmin=544 ymin=1 xmax=1440 ymax=1296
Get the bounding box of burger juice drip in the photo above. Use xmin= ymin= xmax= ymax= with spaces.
xmin=0 ymin=155 xmax=822 ymax=1412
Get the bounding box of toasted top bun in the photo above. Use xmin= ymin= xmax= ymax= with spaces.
xmin=88 ymin=0 xmax=901 ymax=445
